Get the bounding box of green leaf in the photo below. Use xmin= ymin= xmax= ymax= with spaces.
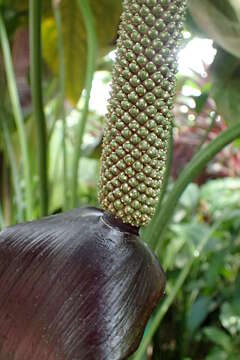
xmin=189 ymin=0 xmax=240 ymax=58
xmin=203 ymin=327 xmax=233 ymax=352
xmin=204 ymin=250 xmax=227 ymax=290
xmin=42 ymin=0 xmax=122 ymax=102
xmin=193 ymin=90 xmax=210 ymax=115
xmin=187 ymin=296 xmax=212 ymax=333
xmin=0 ymin=107 xmax=15 ymax=145
xmin=179 ymin=183 xmax=200 ymax=209
xmin=220 ymin=302 xmax=240 ymax=336
xmin=200 ymin=178 xmax=240 ymax=217
xmin=211 ymin=49 xmax=240 ymax=124
xmin=206 ymin=349 xmax=229 ymax=360
xmin=171 ymin=222 xmax=209 ymax=255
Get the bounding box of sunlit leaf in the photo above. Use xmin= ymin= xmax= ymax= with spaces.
xmin=189 ymin=0 xmax=240 ymax=58
xmin=203 ymin=327 xmax=233 ymax=352
xmin=179 ymin=183 xmax=200 ymax=209
xmin=220 ymin=302 xmax=240 ymax=336
xmin=200 ymin=178 xmax=240 ymax=217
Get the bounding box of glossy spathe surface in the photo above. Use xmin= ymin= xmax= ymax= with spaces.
xmin=0 ymin=207 xmax=165 ymax=359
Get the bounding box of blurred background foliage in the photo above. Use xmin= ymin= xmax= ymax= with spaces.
xmin=0 ymin=0 xmax=240 ymax=359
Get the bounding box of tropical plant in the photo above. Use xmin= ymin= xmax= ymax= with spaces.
xmin=0 ymin=0 xmax=239 ymax=359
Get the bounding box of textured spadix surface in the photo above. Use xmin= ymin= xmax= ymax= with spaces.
xmin=99 ymin=0 xmax=187 ymax=227
xmin=0 ymin=207 xmax=165 ymax=360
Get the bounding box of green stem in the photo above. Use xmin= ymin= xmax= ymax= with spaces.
xmin=148 ymin=122 xmax=240 ymax=251
xmin=0 ymin=12 xmax=33 ymax=220
xmin=53 ymin=1 xmax=68 ymax=210
xmin=49 ymin=132 xmax=62 ymax=204
xmin=71 ymin=0 xmax=97 ymax=207
xmin=134 ymin=214 xmax=233 ymax=360
xmin=196 ymin=112 xmax=217 ymax=153
xmin=0 ymin=202 xmax=4 ymax=229
xmin=29 ymin=0 xmax=48 ymax=216
xmin=1 ymin=120 xmax=24 ymax=222
xmin=2 ymin=158 xmax=11 ymax=225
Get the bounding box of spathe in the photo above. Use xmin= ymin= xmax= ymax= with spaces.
xmin=0 ymin=207 xmax=165 ymax=359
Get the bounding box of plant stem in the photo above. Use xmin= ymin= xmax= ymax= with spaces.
xmin=49 ymin=132 xmax=62 ymax=203
xmin=148 ymin=122 xmax=240 ymax=251
xmin=1 ymin=120 xmax=24 ymax=222
xmin=0 ymin=12 xmax=33 ymax=220
xmin=29 ymin=0 xmax=48 ymax=216
xmin=71 ymin=0 xmax=97 ymax=207
xmin=2 ymin=158 xmax=11 ymax=225
xmin=196 ymin=112 xmax=217 ymax=153
xmin=53 ymin=1 xmax=68 ymax=210
xmin=0 ymin=202 xmax=4 ymax=230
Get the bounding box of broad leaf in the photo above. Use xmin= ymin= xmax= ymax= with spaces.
xmin=42 ymin=0 xmax=121 ymax=102
xmin=189 ymin=0 xmax=240 ymax=58
xmin=210 ymin=49 xmax=240 ymax=124
xmin=203 ymin=327 xmax=233 ymax=352
xmin=187 ymin=296 xmax=212 ymax=333
xmin=220 ymin=302 xmax=240 ymax=336
xmin=200 ymin=178 xmax=240 ymax=217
